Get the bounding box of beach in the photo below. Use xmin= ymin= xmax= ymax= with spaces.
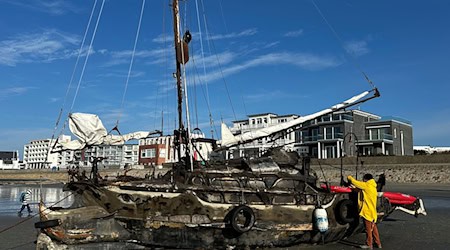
xmin=1 ymin=164 xmax=450 ymax=249
xmin=1 ymin=183 xmax=450 ymax=249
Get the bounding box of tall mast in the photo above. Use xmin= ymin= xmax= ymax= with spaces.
xmin=172 ymin=0 xmax=183 ymax=160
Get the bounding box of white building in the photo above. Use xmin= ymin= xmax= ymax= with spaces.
xmin=78 ymin=144 xmax=140 ymax=169
xmin=23 ymin=135 xmax=74 ymax=169
xmin=228 ymin=113 xmax=299 ymax=158
xmin=0 ymin=151 xmax=20 ymax=170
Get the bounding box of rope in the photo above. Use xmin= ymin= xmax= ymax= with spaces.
xmin=0 ymin=193 xmax=74 ymax=235
xmin=43 ymin=0 xmax=98 ymax=170
xmin=179 ymin=2 xmax=194 ymax=171
xmin=310 ymin=0 xmax=376 ymax=89
xmin=70 ymin=0 xmax=106 ymax=112
xmin=201 ymin=7 xmax=237 ymax=121
xmin=115 ymin=0 xmax=146 ymax=128
xmin=194 ymin=0 xmax=210 ymax=129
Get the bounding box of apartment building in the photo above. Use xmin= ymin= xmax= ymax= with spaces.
xmin=229 ymin=113 xmax=299 ymax=158
xmin=77 ymin=144 xmax=140 ymax=169
xmin=23 ymin=135 xmax=73 ymax=169
xmin=294 ymin=110 xmax=413 ymax=159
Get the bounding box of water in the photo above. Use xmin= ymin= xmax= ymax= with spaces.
xmin=0 ymin=185 xmax=73 ymax=216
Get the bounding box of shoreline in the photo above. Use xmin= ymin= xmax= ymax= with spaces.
xmin=2 ymin=163 xmax=450 ymax=185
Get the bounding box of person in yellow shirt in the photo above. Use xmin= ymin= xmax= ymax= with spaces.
xmin=348 ymin=174 xmax=382 ymax=249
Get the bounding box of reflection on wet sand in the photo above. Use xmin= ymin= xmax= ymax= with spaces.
xmin=0 ymin=185 xmax=73 ymax=216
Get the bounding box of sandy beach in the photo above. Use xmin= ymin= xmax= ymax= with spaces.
xmin=1 ymin=183 xmax=449 ymax=249
xmin=1 ymin=156 xmax=450 ymax=249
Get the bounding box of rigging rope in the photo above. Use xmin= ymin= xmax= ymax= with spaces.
xmin=201 ymin=4 xmax=237 ymax=121
xmin=310 ymin=0 xmax=376 ymax=89
xmin=194 ymin=0 xmax=211 ymax=130
xmin=180 ymin=1 xmax=194 ymax=171
xmin=70 ymin=0 xmax=106 ymax=112
xmin=44 ymin=0 xmax=98 ymax=170
xmin=115 ymin=0 xmax=146 ymax=128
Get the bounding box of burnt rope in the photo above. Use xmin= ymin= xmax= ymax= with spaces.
xmin=0 ymin=193 xmax=74 ymax=235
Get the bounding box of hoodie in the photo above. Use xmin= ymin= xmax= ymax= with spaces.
xmin=347 ymin=176 xmax=378 ymax=222
xmin=22 ymin=189 xmax=32 ymax=205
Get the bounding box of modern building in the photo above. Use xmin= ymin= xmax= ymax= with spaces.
xmin=228 ymin=113 xmax=299 ymax=158
xmin=76 ymin=144 xmax=140 ymax=169
xmin=23 ymin=135 xmax=74 ymax=169
xmin=0 ymin=151 xmax=20 ymax=170
xmin=228 ymin=110 xmax=413 ymax=160
xmin=294 ymin=110 xmax=413 ymax=159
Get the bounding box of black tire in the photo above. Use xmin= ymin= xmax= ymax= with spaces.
xmin=335 ymin=199 xmax=357 ymax=225
xmin=34 ymin=219 xmax=60 ymax=229
xmin=228 ymin=205 xmax=255 ymax=233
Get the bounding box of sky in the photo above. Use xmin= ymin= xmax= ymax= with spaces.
xmin=0 ymin=0 xmax=449 ymax=156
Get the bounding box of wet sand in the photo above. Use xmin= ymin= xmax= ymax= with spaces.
xmin=0 ymin=183 xmax=449 ymax=249
xmin=0 ymin=215 xmax=38 ymax=250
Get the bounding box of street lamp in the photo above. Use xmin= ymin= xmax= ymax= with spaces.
xmin=340 ymin=132 xmax=359 ymax=185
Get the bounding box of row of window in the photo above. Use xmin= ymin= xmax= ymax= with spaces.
xmin=141 ymin=148 xmax=167 ymax=158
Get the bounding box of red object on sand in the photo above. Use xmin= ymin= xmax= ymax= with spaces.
xmin=320 ymin=184 xmax=417 ymax=205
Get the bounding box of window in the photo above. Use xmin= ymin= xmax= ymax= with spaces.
xmin=159 ymin=149 xmax=166 ymax=158
xmin=324 ymin=127 xmax=333 ymax=140
xmin=312 ymin=129 xmax=319 ymax=141
xmin=141 ymin=148 xmax=156 ymax=158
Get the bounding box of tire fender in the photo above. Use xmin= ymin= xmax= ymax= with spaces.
xmin=335 ymin=199 xmax=357 ymax=225
xmin=228 ymin=205 xmax=255 ymax=233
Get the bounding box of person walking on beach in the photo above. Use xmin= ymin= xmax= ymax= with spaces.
xmin=18 ymin=189 xmax=33 ymax=215
xmin=348 ymin=174 xmax=382 ymax=249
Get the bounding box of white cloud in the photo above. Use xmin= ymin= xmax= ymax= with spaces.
xmin=345 ymin=40 xmax=370 ymax=57
xmin=198 ymin=52 xmax=340 ymax=84
xmin=49 ymin=97 xmax=61 ymax=103
xmin=0 ymin=87 xmax=34 ymax=100
xmin=0 ymin=0 xmax=81 ymax=15
xmin=0 ymin=30 xmax=80 ymax=66
xmin=243 ymin=90 xmax=293 ymax=103
xmin=208 ymin=28 xmax=258 ymax=40
xmin=283 ymin=29 xmax=304 ymax=38
xmin=152 ymin=28 xmax=258 ymax=43
xmin=193 ymin=51 xmax=237 ymax=68
xmin=102 ymin=48 xmax=170 ymax=67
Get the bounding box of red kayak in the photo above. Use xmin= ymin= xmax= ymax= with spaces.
xmin=320 ymin=184 xmax=417 ymax=205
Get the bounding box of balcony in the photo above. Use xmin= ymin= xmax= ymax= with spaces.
xmin=300 ymin=132 xmax=344 ymax=143
xmin=362 ymin=133 xmax=393 ymax=141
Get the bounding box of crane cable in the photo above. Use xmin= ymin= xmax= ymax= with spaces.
xmin=310 ymin=0 xmax=376 ymax=89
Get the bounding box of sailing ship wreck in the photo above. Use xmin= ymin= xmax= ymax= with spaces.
xmin=35 ymin=0 xmax=426 ymax=249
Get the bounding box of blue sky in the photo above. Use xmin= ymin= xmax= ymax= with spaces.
xmin=1 ymin=0 xmax=449 ymax=155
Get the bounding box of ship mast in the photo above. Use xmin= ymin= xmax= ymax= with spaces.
xmin=172 ymin=0 xmax=183 ymax=161
xmin=172 ymin=0 xmax=192 ymax=165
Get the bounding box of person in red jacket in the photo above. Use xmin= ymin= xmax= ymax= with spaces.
xmin=348 ymin=174 xmax=382 ymax=249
